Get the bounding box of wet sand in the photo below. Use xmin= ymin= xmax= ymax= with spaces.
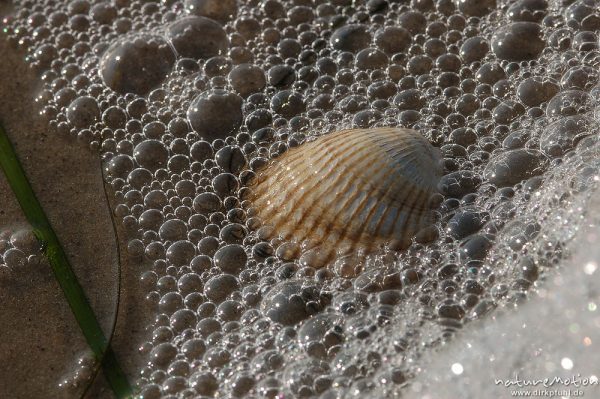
xmin=0 ymin=9 xmax=152 ymax=398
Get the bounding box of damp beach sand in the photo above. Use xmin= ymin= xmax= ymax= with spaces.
xmin=0 ymin=17 xmax=150 ymax=398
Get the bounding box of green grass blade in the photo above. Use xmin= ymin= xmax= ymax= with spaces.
xmin=0 ymin=121 xmax=133 ymax=398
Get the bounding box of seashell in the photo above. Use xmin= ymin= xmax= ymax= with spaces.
xmin=248 ymin=127 xmax=443 ymax=266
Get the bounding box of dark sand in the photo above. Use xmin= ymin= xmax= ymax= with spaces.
xmin=0 ymin=5 xmax=152 ymax=398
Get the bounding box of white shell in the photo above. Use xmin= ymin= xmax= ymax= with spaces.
xmin=249 ymin=127 xmax=442 ymax=265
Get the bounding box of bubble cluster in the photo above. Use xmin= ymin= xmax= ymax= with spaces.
xmin=4 ymin=0 xmax=600 ymax=397
xmin=0 ymin=226 xmax=42 ymax=278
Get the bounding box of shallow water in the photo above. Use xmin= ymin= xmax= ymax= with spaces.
xmin=1 ymin=0 xmax=600 ymax=398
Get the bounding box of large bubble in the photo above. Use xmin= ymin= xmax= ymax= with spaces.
xmin=166 ymin=16 xmax=228 ymax=59
xmin=66 ymin=96 xmax=100 ymax=128
xmin=100 ymin=34 xmax=176 ymax=96
xmin=491 ymin=22 xmax=545 ymax=61
xmin=187 ymin=89 xmax=243 ymax=141
xmin=330 ymin=24 xmax=371 ymax=53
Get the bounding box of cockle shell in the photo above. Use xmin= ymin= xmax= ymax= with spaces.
xmin=248 ymin=127 xmax=443 ymax=266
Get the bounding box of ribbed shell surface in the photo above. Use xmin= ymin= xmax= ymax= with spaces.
xmin=249 ymin=127 xmax=442 ymax=263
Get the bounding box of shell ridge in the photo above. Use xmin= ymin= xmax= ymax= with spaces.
xmin=347 ymin=164 xmax=406 ymax=244
xmin=333 ymin=167 xmax=393 ymax=245
xmin=370 ymin=174 xmax=407 ymax=237
xmin=394 ymin=182 xmax=429 ymax=239
xmin=361 ymin=170 xmax=420 ymax=211
xmin=258 ymin=134 xmax=358 ymax=225
xmin=381 ymin=148 xmax=438 ymax=208
xmin=377 ymin=205 xmax=399 ymax=237
xmin=356 ymin=160 xmax=433 ymax=214
xmin=285 ymin=135 xmax=373 ymax=225
xmin=314 ymin=151 xmax=394 ymax=244
xmin=289 ymin=139 xmax=392 ymax=243
xmin=253 ymin=163 xmax=297 ymax=217
xmin=372 ymin=133 xmax=435 ymax=192
xmin=314 ymin=182 xmax=364 ymax=244
xmin=271 ymin=140 xmax=371 ymax=240
xmin=391 ymin=209 xmax=409 ymax=240
xmin=343 ymin=135 xmax=434 ymax=216
xmin=350 ymin=196 xmax=380 ymax=242
xmin=300 ymin=190 xmax=362 ymax=256
xmin=337 ymin=189 xmax=368 ymax=235
xmin=366 ymin=202 xmax=388 ymax=236
xmin=389 ymin=147 xmax=426 ymax=185
xmin=405 ymin=191 xmax=429 ymax=234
